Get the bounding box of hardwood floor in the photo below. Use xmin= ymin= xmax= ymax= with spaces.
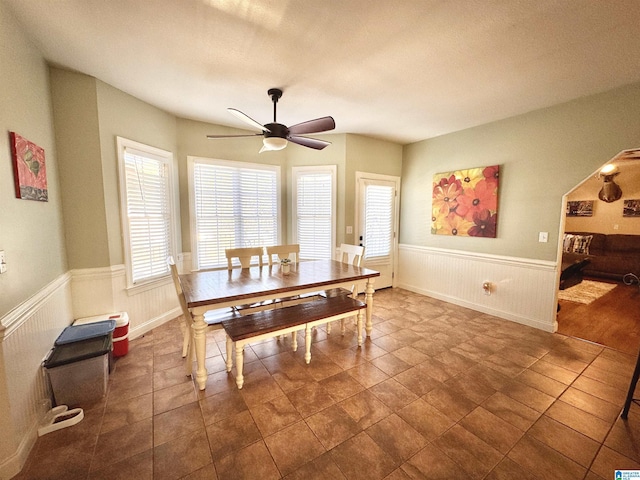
xmin=557 ymin=277 xmax=640 ymax=355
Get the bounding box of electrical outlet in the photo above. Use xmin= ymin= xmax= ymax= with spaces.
xmin=0 ymin=250 xmax=6 ymax=274
xmin=346 ymin=226 xmax=353 ymax=234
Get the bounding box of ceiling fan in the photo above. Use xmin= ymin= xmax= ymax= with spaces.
xmin=207 ymin=88 xmax=335 ymax=153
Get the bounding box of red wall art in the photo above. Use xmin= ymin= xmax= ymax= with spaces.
xmin=10 ymin=131 xmax=48 ymax=201
xmin=432 ymin=165 xmax=500 ymax=237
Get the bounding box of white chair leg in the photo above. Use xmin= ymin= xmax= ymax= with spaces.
xmin=340 ymin=318 xmax=346 ymax=336
xmin=181 ymin=322 xmax=190 ymax=358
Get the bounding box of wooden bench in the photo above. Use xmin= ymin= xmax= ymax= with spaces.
xmin=222 ymin=295 xmax=367 ymax=388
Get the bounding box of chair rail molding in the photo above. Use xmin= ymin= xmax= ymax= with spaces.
xmin=397 ymin=244 xmax=559 ymax=332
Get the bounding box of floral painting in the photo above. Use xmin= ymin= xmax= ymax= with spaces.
xmin=432 ymin=165 xmax=499 ymax=237
xmin=10 ymin=131 xmax=48 ymax=201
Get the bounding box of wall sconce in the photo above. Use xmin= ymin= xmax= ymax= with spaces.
xmin=597 ymin=164 xmax=622 ymax=203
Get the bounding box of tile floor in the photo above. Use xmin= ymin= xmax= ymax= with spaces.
xmin=15 ymin=288 xmax=640 ymax=479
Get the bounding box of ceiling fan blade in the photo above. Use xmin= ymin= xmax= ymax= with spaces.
xmin=206 ymin=133 xmax=263 ymax=139
xmin=228 ymin=108 xmax=270 ymax=132
xmin=288 ymin=135 xmax=331 ymax=150
xmin=288 ymin=116 xmax=335 ymax=135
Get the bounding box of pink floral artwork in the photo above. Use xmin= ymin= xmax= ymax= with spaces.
xmin=10 ymin=132 xmax=48 ymax=201
xmin=432 ymin=165 xmax=499 ymax=237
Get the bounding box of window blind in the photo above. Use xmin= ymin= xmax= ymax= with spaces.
xmin=364 ymin=183 xmax=393 ymax=259
xmin=123 ymin=148 xmax=172 ymax=284
xmin=193 ymin=161 xmax=278 ymax=269
xmin=295 ymin=170 xmax=334 ymax=260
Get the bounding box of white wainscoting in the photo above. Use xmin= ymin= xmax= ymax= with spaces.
xmin=397 ymin=244 xmax=559 ymax=332
xmin=0 ymin=265 xmax=181 ymax=478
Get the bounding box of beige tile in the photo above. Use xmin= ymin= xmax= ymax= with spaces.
xmin=338 ymin=390 xmax=392 ymax=429
xmin=434 ymin=424 xmax=503 ymax=479
xmin=366 ymin=413 xmax=427 ymax=463
xmin=485 ymin=457 xmax=539 ymax=480
xmin=369 ymin=378 xmax=419 ymax=410
xmin=154 ymin=401 xmax=204 ymax=447
xmin=249 ymin=394 xmax=302 ymax=437
xmin=264 ymin=421 xmax=326 ymax=476
xmin=545 ymin=400 xmax=612 ymax=442
xmin=330 ymin=432 xmax=398 ymax=480
xmin=153 ymin=381 xmax=197 ymax=415
xmin=397 ymin=398 xmax=455 ymax=441
xmin=508 ymin=434 xmax=586 ymax=480
xmin=346 ymin=361 xmax=390 ymax=388
xmin=528 ymin=415 xmax=600 ymax=467
xmin=459 ymin=406 xmax=523 ymax=454
xmin=283 ymin=452 xmax=347 ymax=480
xmin=482 ymin=392 xmax=541 ymax=431
xmin=423 ymin=383 xmax=478 ymax=421
xmin=87 ymin=449 xmax=153 ymax=480
xmin=153 ymin=429 xmax=211 ymax=480
xmin=590 ymin=446 xmax=640 ymax=479
xmin=214 ymin=440 xmax=281 ymax=480
xmin=286 ymin=381 xmax=336 ymax=417
xmin=101 ymin=392 xmax=153 ymax=434
xmin=205 ymin=410 xmax=262 ymax=461
xmin=306 ymin=404 xmax=361 ymax=449
xmin=560 ymin=387 xmax=620 ymax=422
xmin=401 ymin=443 xmax=461 ymax=478
xmin=318 ymin=371 xmax=365 ymax=402
xmin=90 ymin=418 xmax=153 ymax=472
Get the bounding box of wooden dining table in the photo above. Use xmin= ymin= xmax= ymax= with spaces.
xmin=180 ymin=259 xmax=380 ymax=390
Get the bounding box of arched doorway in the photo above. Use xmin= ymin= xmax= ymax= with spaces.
xmin=556 ymin=148 xmax=640 ymax=354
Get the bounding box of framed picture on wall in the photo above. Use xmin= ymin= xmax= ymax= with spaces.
xmin=566 ymin=200 xmax=593 ymax=217
xmin=431 ymin=165 xmax=500 ymax=237
xmin=10 ymin=131 xmax=48 ymax=201
xmin=623 ymin=199 xmax=640 ymax=217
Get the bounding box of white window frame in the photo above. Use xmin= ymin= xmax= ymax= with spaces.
xmin=188 ymin=157 xmax=281 ymax=270
xmin=116 ymin=137 xmax=178 ymax=288
xmin=292 ymin=165 xmax=337 ymax=260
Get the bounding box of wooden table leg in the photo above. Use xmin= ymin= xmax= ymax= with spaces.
xmin=365 ymin=279 xmax=375 ymax=337
xmin=192 ymin=313 xmax=208 ymax=390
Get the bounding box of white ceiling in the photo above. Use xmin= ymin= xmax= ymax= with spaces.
xmin=6 ymin=0 xmax=640 ymax=145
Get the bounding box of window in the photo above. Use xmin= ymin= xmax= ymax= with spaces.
xmin=292 ymin=166 xmax=336 ymax=260
xmin=117 ymin=137 xmax=177 ymax=286
xmin=188 ymin=157 xmax=280 ymax=270
xmin=362 ymin=182 xmax=394 ymax=259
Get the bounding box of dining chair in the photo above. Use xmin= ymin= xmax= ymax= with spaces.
xmin=326 ymin=243 xmax=366 ymax=334
xmin=265 ymin=244 xmax=300 ymax=265
xmin=168 ymin=256 xmax=235 ymax=375
xmin=225 ymin=247 xmax=265 ymax=269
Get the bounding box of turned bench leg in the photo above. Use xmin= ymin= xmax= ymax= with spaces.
xmin=235 ymin=342 xmax=245 ymax=389
xmin=292 ymin=331 xmax=298 ymax=351
xmin=305 ymin=325 xmax=312 ymax=364
xmin=225 ymin=336 xmax=233 ymax=372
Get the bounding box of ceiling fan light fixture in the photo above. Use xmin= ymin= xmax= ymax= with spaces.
xmin=262 ymin=137 xmax=288 ymax=151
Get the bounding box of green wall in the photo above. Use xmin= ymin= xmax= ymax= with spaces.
xmin=401 ymin=82 xmax=640 ymax=261
xmin=0 ymin=3 xmax=66 ymax=317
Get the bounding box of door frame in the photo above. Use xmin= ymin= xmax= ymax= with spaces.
xmin=354 ymin=171 xmax=401 ymax=288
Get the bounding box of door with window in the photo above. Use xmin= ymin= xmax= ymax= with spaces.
xmin=355 ymin=172 xmax=400 ymax=289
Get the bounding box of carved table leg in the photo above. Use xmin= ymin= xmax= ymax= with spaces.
xmin=192 ymin=313 xmax=208 ymax=390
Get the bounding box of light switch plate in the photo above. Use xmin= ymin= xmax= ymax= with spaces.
xmin=538 ymin=232 xmax=548 ymax=243
xmin=0 ymin=250 xmax=6 ymax=274
xmin=346 ymin=226 xmax=353 ymax=234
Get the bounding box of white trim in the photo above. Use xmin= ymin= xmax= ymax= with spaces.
xmin=0 ymin=272 xmax=72 ymax=342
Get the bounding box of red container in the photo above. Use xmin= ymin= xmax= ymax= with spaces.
xmin=113 ymin=333 xmax=129 ymax=357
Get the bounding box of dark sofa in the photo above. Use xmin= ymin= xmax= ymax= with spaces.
xmin=562 ymin=231 xmax=640 ymax=281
